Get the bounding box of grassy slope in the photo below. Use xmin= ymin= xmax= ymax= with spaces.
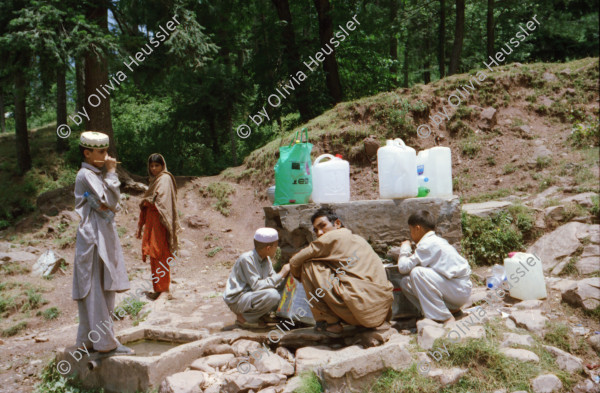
xmin=227 ymin=58 xmax=599 ymax=204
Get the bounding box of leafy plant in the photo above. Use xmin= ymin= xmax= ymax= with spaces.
xmin=207 ymin=246 xmax=223 ymax=257
xmin=40 ymin=307 xmax=61 ymax=320
xmin=461 ymin=211 xmax=523 ymax=266
xmin=117 ymin=297 xmax=146 ymax=318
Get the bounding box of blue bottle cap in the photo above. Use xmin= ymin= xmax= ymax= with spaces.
xmin=83 ymin=191 xmax=89 ymax=197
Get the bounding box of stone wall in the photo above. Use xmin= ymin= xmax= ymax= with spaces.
xmin=264 ymin=196 xmax=462 ymax=263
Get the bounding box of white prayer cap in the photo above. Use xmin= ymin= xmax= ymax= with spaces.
xmin=254 ymin=227 xmax=278 ymax=243
xmin=80 ymin=131 xmax=109 ymax=149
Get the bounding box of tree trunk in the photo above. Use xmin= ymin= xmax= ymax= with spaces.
xmin=14 ymin=63 xmax=31 ymax=173
xmin=448 ymin=0 xmax=465 ymax=75
xmin=272 ymin=0 xmax=313 ymax=120
xmin=56 ymin=64 xmax=68 ymax=152
xmin=389 ymin=0 xmax=399 ymax=76
xmin=0 ymin=92 xmax=5 ymax=133
xmin=75 ymin=56 xmax=86 ymax=115
xmin=84 ymin=5 xmax=116 ymax=157
xmin=424 ymin=35 xmax=431 ymax=84
xmin=312 ymin=0 xmax=343 ymax=103
xmin=438 ymin=0 xmax=446 ymax=78
xmin=402 ymin=33 xmax=409 ymax=87
xmin=226 ymin=105 xmax=237 ymax=166
xmin=487 ymin=0 xmax=494 ymax=58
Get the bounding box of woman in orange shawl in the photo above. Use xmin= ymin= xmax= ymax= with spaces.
xmin=136 ymin=154 xmax=180 ymax=300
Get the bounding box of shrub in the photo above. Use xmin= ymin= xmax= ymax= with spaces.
xmin=461 ymin=211 xmax=523 ymax=266
xmin=40 ymin=307 xmax=60 ymax=320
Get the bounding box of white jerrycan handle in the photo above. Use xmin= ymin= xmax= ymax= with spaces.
xmin=314 ymin=154 xmax=336 ymax=165
xmin=387 ymin=138 xmax=406 ymax=148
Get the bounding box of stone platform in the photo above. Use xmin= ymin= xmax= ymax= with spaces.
xmin=264 ymin=196 xmax=462 ymax=262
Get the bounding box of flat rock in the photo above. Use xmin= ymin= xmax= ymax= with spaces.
xmin=529 ymin=186 xmax=561 ymax=209
xmin=588 ymin=335 xmax=600 ymax=353
xmin=319 ymin=340 xmax=412 ymax=393
xmin=573 ymin=379 xmax=600 ymax=393
xmin=501 ymin=333 xmax=535 ymax=348
xmin=231 ymin=339 xmax=263 ymax=357
xmin=159 ymin=371 xmax=205 ymax=393
xmin=221 ymin=373 xmax=286 ymax=393
xmin=561 ymin=192 xmax=598 ymax=208
xmin=480 ymin=107 xmax=498 ymax=129
xmin=532 ymin=374 xmax=562 ymax=393
xmin=577 ymin=244 xmax=600 ymax=274
xmin=527 ymin=222 xmax=590 ymax=272
xmin=510 ymin=310 xmax=548 ymax=334
xmin=561 ymin=277 xmax=600 ymax=311
xmin=281 ymin=376 xmax=303 ymax=393
xmin=544 ymin=205 xmax=565 ymax=221
xmin=543 ymin=345 xmax=583 ymax=372
xmin=0 ymin=251 xmax=38 ymax=263
xmin=500 ymin=348 xmax=539 ymax=362
xmin=462 ymin=201 xmax=512 ymax=218
xmin=542 ymin=72 xmax=557 ymax=82
xmin=514 ymin=300 xmax=543 ymax=310
xmin=254 ymin=352 xmax=295 ymax=376
xmin=428 ymin=367 xmax=467 ymax=386
xmin=31 ymin=250 xmax=66 ymax=277
xmin=191 ymin=354 xmax=235 ymax=373
xmin=418 ymin=325 xmax=446 ymax=350
xmin=295 ymin=346 xmax=353 ymax=374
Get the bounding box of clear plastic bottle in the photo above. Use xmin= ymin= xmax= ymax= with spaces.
xmin=83 ymin=191 xmax=115 ymax=222
xmin=486 ymin=264 xmax=506 ymax=289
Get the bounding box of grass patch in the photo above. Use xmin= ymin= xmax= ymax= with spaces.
xmin=294 ymin=371 xmax=323 ymax=393
xmin=39 ymin=306 xmax=61 ymax=320
xmin=466 ymin=188 xmax=512 ymax=203
xmin=535 ymin=156 xmax=552 ymax=170
xmin=0 ymin=261 xmax=31 ymax=276
xmin=503 ymin=164 xmax=517 ymax=174
xmin=21 ymin=289 xmax=48 ymax=312
xmin=459 ymin=137 xmax=481 ymax=159
xmin=2 ymin=320 xmax=27 ymax=337
xmin=206 ymin=182 xmax=235 ymax=216
xmin=207 ymin=246 xmax=223 ymax=257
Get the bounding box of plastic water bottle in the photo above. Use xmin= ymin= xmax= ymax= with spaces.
xmin=486 ymin=264 xmax=506 ymax=289
xmin=417 ymin=165 xmax=430 ymax=197
xmin=83 ymin=191 xmax=115 ymax=222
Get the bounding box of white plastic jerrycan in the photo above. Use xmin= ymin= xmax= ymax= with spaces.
xmin=504 ymin=253 xmax=547 ymax=300
xmin=311 ymin=154 xmax=350 ymax=203
xmin=426 ymin=146 xmax=453 ymax=197
xmin=377 ymin=138 xmax=418 ymax=199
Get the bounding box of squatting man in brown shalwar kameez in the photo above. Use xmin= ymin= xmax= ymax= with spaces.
xmin=289 ymin=208 xmax=394 ymax=336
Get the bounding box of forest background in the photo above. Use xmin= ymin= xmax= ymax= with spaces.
xmin=0 ymin=0 xmax=598 ymax=229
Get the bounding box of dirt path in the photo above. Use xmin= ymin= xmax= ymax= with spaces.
xmin=0 ymin=175 xmax=268 ymax=392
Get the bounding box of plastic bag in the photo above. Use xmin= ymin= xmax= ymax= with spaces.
xmin=274 ymin=128 xmax=313 ymax=205
xmin=276 ymin=276 xmax=315 ymax=325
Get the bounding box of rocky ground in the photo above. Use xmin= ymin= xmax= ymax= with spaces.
xmin=0 ymin=59 xmax=598 ymax=393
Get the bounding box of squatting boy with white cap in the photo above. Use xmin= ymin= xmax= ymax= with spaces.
xmin=73 ymin=131 xmax=133 ymax=356
xmin=223 ymin=228 xmax=290 ymax=328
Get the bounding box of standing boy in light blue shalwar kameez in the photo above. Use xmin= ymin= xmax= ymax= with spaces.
xmin=398 ymin=210 xmax=472 ymax=324
xmin=73 ymin=131 xmax=132 ymax=355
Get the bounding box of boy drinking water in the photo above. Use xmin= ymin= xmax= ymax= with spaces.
xmin=73 ymin=131 xmax=133 ymax=355
xmin=398 ymin=210 xmax=472 ymax=324
xmin=223 ymin=228 xmax=290 ymax=328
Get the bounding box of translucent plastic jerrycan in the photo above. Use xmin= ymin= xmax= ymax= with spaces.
xmin=417 ymin=146 xmax=453 ymax=197
xmin=377 ymin=138 xmax=418 ymax=199
xmin=504 ymin=253 xmax=547 ymax=300
xmin=311 ymin=154 xmax=350 ymax=203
